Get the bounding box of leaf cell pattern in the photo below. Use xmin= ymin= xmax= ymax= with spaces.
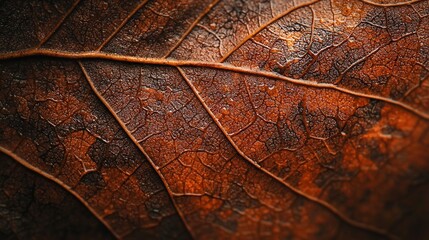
xmin=1 ymin=0 xmax=429 ymax=239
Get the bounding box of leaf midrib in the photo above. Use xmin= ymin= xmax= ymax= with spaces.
xmin=0 ymin=47 xmax=409 ymax=238
xmin=2 ymin=0 xmax=426 ymax=238
xmin=1 ymin=48 xmax=427 ymax=121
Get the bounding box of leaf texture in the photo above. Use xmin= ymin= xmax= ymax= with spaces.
xmin=1 ymin=0 xmax=429 ymax=239
xmin=0 ymin=153 xmax=115 ymax=239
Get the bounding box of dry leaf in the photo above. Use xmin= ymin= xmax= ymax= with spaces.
xmin=1 ymin=0 xmax=429 ymax=239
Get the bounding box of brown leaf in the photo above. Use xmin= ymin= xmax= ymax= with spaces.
xmin=1 ymin=0 xmax=429 ymax=239
xmin=0 ymin=153 xmax=115 ymax=239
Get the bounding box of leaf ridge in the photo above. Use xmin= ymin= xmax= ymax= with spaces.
xmin=358 ymin=0 xmax=424 ymax=7
xmin=1 ymin=49 xmax=427 ymax=120
xmin=219 ymin=0 xmax=321 ymax=62
xmin=37 ymin=0 xmax=82 ymax=48
xmin=176 ymin=66 xmax=399 ymax=240
xmin=163 ymin=0 xmax=222 ymax=58
xmin=78 ymin=61 xmax=196 ymax=240
xmin=97 ymin=0 xmax=151 ymax=51
xmin=0 ymin=146 xmax=119 ymax=239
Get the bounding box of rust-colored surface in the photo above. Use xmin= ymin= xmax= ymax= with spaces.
xmin=1 ymin=0 xmax=428 ymax=239
xmin=0 ymin=153 xmax=115 ymax=239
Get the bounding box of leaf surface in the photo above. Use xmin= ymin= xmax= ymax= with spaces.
xmin=0 ymin=153 xmax=115 ymax=239
xmin=1 ymin=0 xmax=429 ymax=239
